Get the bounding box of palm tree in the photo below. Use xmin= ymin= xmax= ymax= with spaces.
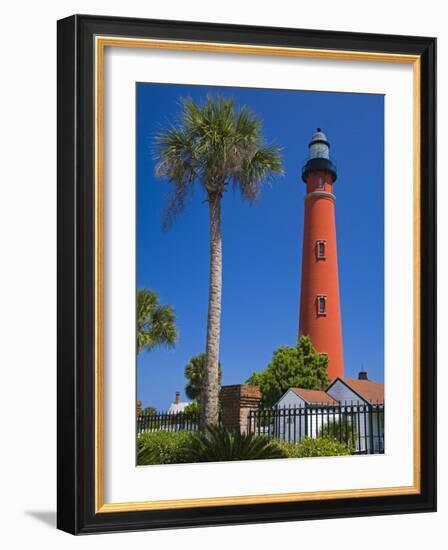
xmin=137 ymin=288 xmax=177 ymax=353
xmin=185 ymin=352 xmax=222 ymax=402
xmin=155 ymin=96 xmax=283 ymax=428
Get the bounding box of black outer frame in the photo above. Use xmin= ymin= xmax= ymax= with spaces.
xmin=57 ymin=14 xmax=436 ymax=535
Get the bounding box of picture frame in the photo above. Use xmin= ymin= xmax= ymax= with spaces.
xmin=57 ymin=14 xmax=436 ymax=534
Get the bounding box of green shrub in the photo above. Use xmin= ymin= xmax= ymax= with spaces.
xmin=137 ymin=430 xmax=194 ymax=465
xmin=182 ymin=401 xmax=200 ymax=415
xmin=273 ymin=440 xmax=303 ymax=458
xmin=137 ymin=430 xmax=351 ymax=466
xmin=319 ymin=419 xmax=357 ymax=450
xmin=275 ymin=436 xmax=352 ymax=458
xmin=187 ymin=425 xmax=288 ymax=462
xmin=245 ymin=336 xmax=329 ymax=407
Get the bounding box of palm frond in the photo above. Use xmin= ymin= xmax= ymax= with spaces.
xmin=137 ymin=289 xmax=178 ymax=353
xmin=154 ymin=95 xmax=284 ymax=224
xmin=234 ymin=144 xmax=283 ymax=202
xmin=234 ymin=106 xmax=261 ymax=144
xmin=154 ymin=126 xmax=199 ymax=228
xmin=186 ymin=425 xmax=287 ymax=462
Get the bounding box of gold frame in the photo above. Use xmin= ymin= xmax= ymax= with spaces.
xmin=94 ymin=36 xmax=421 ymax=513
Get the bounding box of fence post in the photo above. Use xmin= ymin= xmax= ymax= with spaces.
xmin=368 ymin=404 xmax=375 ymax=454
xmin=219 ymin=385 xmax=261 ymax=434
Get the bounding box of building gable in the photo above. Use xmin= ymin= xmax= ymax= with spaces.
xmin=276 ymin=389 xmax=305 ymax=409
xmin=342 ymin=378 xmax=384 ymax=403
xmin=326 ymin=378 xmax=366 ymax=404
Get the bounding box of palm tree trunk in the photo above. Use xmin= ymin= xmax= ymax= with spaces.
xmin=201 ymin=191 xmax=223 ymax=430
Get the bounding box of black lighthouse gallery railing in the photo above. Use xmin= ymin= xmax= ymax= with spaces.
xmin=137 ymin=402 xmax=384 ymax=455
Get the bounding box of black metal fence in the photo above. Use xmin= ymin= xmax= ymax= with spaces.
xmin=248 ymin=403 xmax=384 ymax=454
xmin=137 ymin=411 xmax=201 ymax=434
xmin=137 ymin=403 xmax=384 ymax=455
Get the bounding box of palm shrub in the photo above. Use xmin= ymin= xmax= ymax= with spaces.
xmin=187 ymin=425 xmax=288 ymax=462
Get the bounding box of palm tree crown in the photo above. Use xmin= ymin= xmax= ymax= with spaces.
xmin=137 ymin=289 xmax=177 ymax=353
xmin=185 ymin=353 xmax=222 ymax=402
xmin=155 ymin=96 xmax=283 ymax=227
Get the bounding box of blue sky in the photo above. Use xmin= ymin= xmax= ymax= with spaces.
xmin=136 ymin=83 xmax=384 ymax=411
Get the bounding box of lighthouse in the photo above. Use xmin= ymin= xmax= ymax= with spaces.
xmin=299 ymin=129 xmax=344 ymax=380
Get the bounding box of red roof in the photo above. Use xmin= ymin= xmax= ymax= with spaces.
xmin=291 ymin=388 xmax=338 ymax=405
xmin=342 ymin=378 xmax=384 ymax=404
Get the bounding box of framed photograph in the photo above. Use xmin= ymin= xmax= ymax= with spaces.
xmin=57 ymin=14 xmax=436 ymax=534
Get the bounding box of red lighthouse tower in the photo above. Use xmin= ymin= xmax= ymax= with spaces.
xmin=299 ymin=129 xmax=344 ymax=380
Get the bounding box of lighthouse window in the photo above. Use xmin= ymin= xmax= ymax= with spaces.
xmin=317 ymin=176 xmax=324 ymax=189
xmin=317 ymin=295 xmax=327 ymax=316
xmin=316 ymin=240 xmax=326 ymax=259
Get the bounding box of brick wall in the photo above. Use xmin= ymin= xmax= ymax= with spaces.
xmin=219 ymin=384 xmax=261 ymax=433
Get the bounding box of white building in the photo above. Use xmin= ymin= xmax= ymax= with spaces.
xmin=326 ymin=375 xmax=384 ymax=453
xmin=168 ymin=391 xmax=190 ymax=414
xmin=274 ymin=388 xmax=338 ymax=443
xmin=326 ymin=374 xmax=384 ymax=405
xmin=274 ymin=372 xmax=384 ymax=453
